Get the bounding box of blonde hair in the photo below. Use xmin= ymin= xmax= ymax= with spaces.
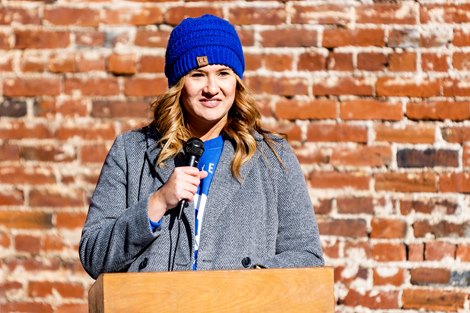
xmin=150 ymin=76 xmax=283 ymax=179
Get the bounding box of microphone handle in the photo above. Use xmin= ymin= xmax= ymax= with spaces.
xmin=177 ymin=155 xmax=198 ymax=220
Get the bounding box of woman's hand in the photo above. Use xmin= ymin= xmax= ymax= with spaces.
xmin=147 ymin=167 xmax=208 ymax=221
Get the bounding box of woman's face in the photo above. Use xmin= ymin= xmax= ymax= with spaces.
xmin=182 ymin=64 xmax=237 ymax=139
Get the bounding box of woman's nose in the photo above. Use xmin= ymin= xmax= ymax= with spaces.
xmin=203 ymin=76 xmax=219 ymax=95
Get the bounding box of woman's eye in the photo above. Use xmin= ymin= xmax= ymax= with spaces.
xmin=190 ymin=72 xmax=204 ymax=78
xmin=219 ymin=71 xmax=231 ymax=76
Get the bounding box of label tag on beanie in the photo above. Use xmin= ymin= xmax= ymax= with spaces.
xmin=197 ymin=56 xmax=209 ymax=67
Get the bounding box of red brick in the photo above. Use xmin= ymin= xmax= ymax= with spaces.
xmin=35 ymin=98 xmax=88 ymax=118
xmin=107 ymin=53 xmax=137 ymax=75
xmin=102 ymin=7 xmax=163 ymax=25
xmin=229 ymin=7 xmax=286 ymax=25
xmin=0 ymin=281 xmax=22 ymax=297
xmin=265 ymin=122 xmax=301 ymax=142
xmin=388 ymin=28 xmax=419 ymax=48
xmin=56 ymin=303 xmax=88 ymax=313
xmin=407 ymin=101 xmax=470 ymax=121
xmin=402 ymin=289 xmax=466 ymax=311
xmin=456 ymin=244 xmax=470 ymax=262
xmin=135 ymin=29 xmax=171 ymax=47
xmin=3 ymin=77 xmax=61 ymax=97
xmin=237 ymin=29 xmax=255 ymax=47
xmin=56 ymin=123 xmax=116 ymax=141
xmin=389 ymin=52 xmax=416 ymax=71
xmin=0 ymin=189 xmax=23 ymax=206
xmin=0 ymin=121 xmax=54 ymax=140
xmin=76 ymin=52 xmax=106 ymax=72
xmin=65 ymin=77 xmax=119 ymax=96
xmin=341 ymin=99 xmax=402 ymax=120
xmin=0 ymin=32 xmax=10 ymax=49
xmin=28 ymin=281 xmax=85 ymax=298
xmin=453 ymin=28 xmax=470 ymax=47
xmin=376 ymin=77 xmax=440 ymax=97
xmin=323 ymin=28 xmax=384 ymax=48
xmin=0 ymin=302 xmax=53 ymax=313
xmin=124 ymin=77 xmax=167 ymax=96
xmin=56 ymin=212 xmax=87 ymax=229
xmin=371 ymin=218 xmax=407 ymax=239
xmin=29 ymin=188 xmax=85 ymax=208
xmin=298 ymin=51 xmax=326 ymax=71
xmin=453 ymin=52 xmax=470 ymax=70
xmin=335 ymin=266 xmax=368 ymax=285
xmin=400 ymin=198 xmax=457 ymax=215
xmin=313 ymin=76 xmax=374 ymax=96
xmin=327 ymin=52 xmax=353 ymax=71
xmin=331 ymin=145 xmax=391 ymax=167
xmin=92 ymin=100 xmax=149 ymax=119
xmin=307 ymin=124 xmax=367 ymax=143
xmin=375 ymin=172 xmax=437 ymax=192
xmin=264 ymin=54 xmax=293 ymax=71
xmin=344 ymin=241 xmax=372 ymax=259
xmin=440 ymin=172 xmax=470 ymax=193
xmin=261 ymin=28 xmax=318 ymax=47
xmin=43 ymin=234 xmax=67 ymax=252
xmin=0 ymin=143 xmax=20 ymax=161
xmin=342 ymin=289 xmax=399 ymax=309
xmin=357 ymin=52 xmax=387 ymax=71
xmin=14 ymin=30 xmax=70 ymax=49
xmin=414 ymin=220 xmax=466 ymax=239
xmin=317 ymin=218 xmax=367 ymax=238
xmin=321 ymin=240 xmax=339 ymax=259
xmin=411 ymin=268 xmax=451 ymax=285
xmin=75 ymin=31 xmax=105 ymax=47
xmin=275 ymin=99 xmax=336 ymax=120
xmin=20 ymin=52 xmax=47 ymax=72
xmin=356 ymin=3 xmax=417 ymax=24
xmin=465 ymin=144 xmax=470 ymax=167
xmin=48 ymin=52 xmax=76 ymax=73
xmin=421 ymin=4 xmax=470 ymax=23
xmin=5 ymin=257 xmax=61 ymax=272
xmin=244 ymin=53 xmax=262 ymax=71
xmin=408 ymin=243 xmax=424 ymax=261
xmin=15 ymin=234 xmax=41 ymax=253
xmin=0 ymin=166 xmax=55 ymax=185
xmin=442 ymin=127 xmax=470 ymax=143
xmin=375 ymin=124 xmax=435 ymax=143
xmin=422 ymin=53 xmax=448 ymax=72
xmin=44 ymin=8 xmax=100 ymax=26
xmin=337 ymin=197 xmax=373 ymax=214
xmin=444 ymin=78 xmax=470 ymax=96
xmin=293 ymin=145 xmax=328 ymax=165
xmin=164 ymin=7 xmax=222 ymax=26
xmin=18 ymin=145 xmax=76 ymax=162
xmin=373 ymin=243 xmax=406 ymax=262
xmin=313 ymin=198 xmax=333 ymax=215
xmin=420 ymin=29 xmax=452 ymax=48
xmin=0 ymin=7 xmax=40 ymax=25
xmin=0 ymin=53 xmax=13 ymax=71
xmin=246 ymin=76 xmax=308 ymax=96
xmin=373 ymin=268 xmax=405 ymax=286
xmin=397 ymin=149 xmax=458 ymax=168
xmin=292 ymin=4 xmax=350 ymax=25
xmin=139 ymin=55 xmax=165 ymax=73
xmin=0 ymin=211 xmax=53 ymax=229
xmin=310 ymin=171 xmax=369 ymax=190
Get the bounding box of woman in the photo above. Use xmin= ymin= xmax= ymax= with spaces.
xmin=79 ymin=14 xmax=323 ymax=279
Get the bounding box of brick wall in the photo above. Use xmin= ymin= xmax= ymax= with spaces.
xmin=0 ymin=1 xmax=469 ymax=312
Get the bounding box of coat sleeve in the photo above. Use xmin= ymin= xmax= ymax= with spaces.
xmin=79 ymin=134 xmax=160 ymax=279
xmin=260 ymin=141 xmax=324 ymax=268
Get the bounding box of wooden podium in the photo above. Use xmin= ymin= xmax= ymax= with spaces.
xmin=88 ymin=267 xmax=334 ymax=313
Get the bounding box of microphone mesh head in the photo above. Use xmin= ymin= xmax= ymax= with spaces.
xmin=184 ymin=137 xmax=204 ymax=157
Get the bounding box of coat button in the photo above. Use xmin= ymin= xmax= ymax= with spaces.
xmin=138 ymin=257 xmax=148 ymax=270
xmin=241 ymin=257 xmax=251 ymax=268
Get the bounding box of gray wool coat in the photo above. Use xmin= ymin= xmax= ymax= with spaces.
xmin=79 ymin=124 xmax=324 ymax=279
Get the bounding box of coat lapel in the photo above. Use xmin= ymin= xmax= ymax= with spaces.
xmin=199 ymin=136 xmax=261 ymax=249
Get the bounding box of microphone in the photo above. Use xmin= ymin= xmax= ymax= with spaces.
xmin=177 ymin=137 xmax=204 ymax=220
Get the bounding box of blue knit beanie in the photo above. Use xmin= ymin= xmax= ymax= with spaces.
xmin=164 ymin=14 xmax=245 ymax=87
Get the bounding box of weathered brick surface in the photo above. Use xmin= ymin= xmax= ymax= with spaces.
xmin=1 ymin=2 xmax=470 ymax=312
